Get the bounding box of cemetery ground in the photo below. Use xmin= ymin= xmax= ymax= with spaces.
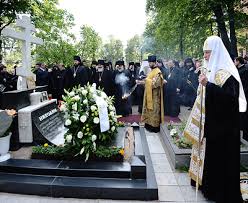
xmin=0 ymin=106 xmax=218 ymax=203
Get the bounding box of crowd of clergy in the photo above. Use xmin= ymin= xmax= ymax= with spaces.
xmin=1 ymin=55 xmax=248 ymax=137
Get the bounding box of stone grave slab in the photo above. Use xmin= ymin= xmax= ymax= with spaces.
xmin=0 ymin=127 xmax=158 ymax=200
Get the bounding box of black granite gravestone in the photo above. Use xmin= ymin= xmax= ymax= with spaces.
xmin=32 ymin=102 xmax=65 ymax=145
xmin=0 ymin=86 xmax=47 ymax=110
xmin=0 ymin=86 xmax=47 ymax=150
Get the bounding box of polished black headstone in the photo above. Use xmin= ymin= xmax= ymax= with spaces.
xmin=0 ymin=86 xmax=47 ymax=110
xmin=32 ymin=102 xmax=65 ymax=145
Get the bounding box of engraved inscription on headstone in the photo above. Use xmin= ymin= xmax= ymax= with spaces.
xmin=32 ymin=103 xmax=66 ymax=145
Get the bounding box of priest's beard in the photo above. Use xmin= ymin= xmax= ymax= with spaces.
xmin=118 ymin=68 xmax=124 ymax=72
xmin=74 ymin=63 xmax=79 ymax=67
xmin=150 ymin=64 xmax=156 ymax=69
xmin=97 ymin=67 xmax=104 ymax=72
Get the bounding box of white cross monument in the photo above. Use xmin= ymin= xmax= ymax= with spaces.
xmin=2 ymin=15 xmax=43 ymax=90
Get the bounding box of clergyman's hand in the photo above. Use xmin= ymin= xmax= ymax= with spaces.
xmin=199 ymin=74 xmax=208 ymax=86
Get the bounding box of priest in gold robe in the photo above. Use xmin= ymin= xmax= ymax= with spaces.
xmin=141 ymin=55 xmax=164 ymax=133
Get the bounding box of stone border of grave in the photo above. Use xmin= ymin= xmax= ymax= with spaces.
xmin=160 ymin=124 xmax=191 ymax=169
xmin=160 ymin=123 xmax=248 ymax=169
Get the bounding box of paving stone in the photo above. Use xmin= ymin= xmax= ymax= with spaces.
xmin=158 ymin=186 xmax=185 ymax=202
xmin=180 ymin=186 xmax=206 ymax=202
xmin=147 ymin=136 xmax=165 ymax=154
xmin=155 ymin=173 xmax=177 ymax=186
xmin=153 ymin=163 xmax=173 ymax=173
xmin=151 ymin=153 xmax=169 ymax=164
xmin=99 ymin=200 xmax=156 ymax=203
xmin=175 ymin=173 xmax=191 ymax=186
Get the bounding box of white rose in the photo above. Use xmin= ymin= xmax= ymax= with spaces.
xmin=80 ymin=115 xmax=87 ymax=123
xmin=91 ymin=105 xmax=97 ymax=111
xmin=69 ymin=91 xmax=75 ymax=97
xmin=111 ymin=126 xmax=116 ymax=132
xmin=93 ymin=142 xmax=96 ymax=151
xmin=60 ymin=104 xmax=66 ymax=112
xmin=81 ymin=89 xmax=87 ymax=95
xmin=72 ymin=113 xmax=79 ymax=121
xmin=66 ymin=134 xmax=72 ymax=143
xmin=77 ymin=131 xmax=83 ymax=139
xmin=73 ymin=95 xmax=80 ymax=101
xmin=83 ymin=99 xmax=88 ymax=104
xmin=80 ymin=147 xmax=85 ymax=155
xmin=65 ymin=119 xmax=72 ymax=126
xmin=171 ymin=129 xmax=177 ymax=133
xmin=113 ymin=117 xmax=117 ymax=122
xmin=72 ymin=103 xmax=77 ymax=111
xmin=92 ymin=134 xmax=97 ymax=142
xmin=93 ymin=117 xmax=100 ymax=124
xmin=110 ymin=111 xmax=115 ymax=117
xmin=170 ymin=129 xmax=177 ymax=136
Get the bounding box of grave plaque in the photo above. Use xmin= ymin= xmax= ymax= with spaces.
xmin=32 ymin=102 xmax=66 ymax=145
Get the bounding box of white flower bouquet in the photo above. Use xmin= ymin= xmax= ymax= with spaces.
xmin=60 ymin=84 xmax=120 ymax=161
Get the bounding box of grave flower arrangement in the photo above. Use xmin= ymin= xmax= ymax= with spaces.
xmin=60 ymin=84 xmax=122 ymax=161
xmin=168 ymin=122 xmax=192 ymax=149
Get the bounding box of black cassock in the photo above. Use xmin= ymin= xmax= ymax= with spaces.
xmin=202 ymin=76 xmax=242 ymax=203
xmin=136 ymin=71 xmax=146 ymax=114
xmin=128 ymin=69 xmax=139 ymax=105
xmin=180 ymin=67 xmax=199 ymax=107
xmin=164 ymin=67 xmax=181 ymax=117
xmin=0 ymin=72 xmax=15 ymax=93
xmin=36 ymin=68 xmax=49 ymax=86
xmin=113 ymin=70 xmax=134 ymax=116
xmin=238 ymin=64 xmax=248 ymax=140
xmin=92 ymin=69 xmax=115 ymax=97
xmin=64 ymin=66 xmax=89 ymax=90
xmin=48 ymin=69 xmax=67 ymax=100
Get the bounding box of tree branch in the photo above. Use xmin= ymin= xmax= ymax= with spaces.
xmin=0 ymin=18 xmax=15 ymax=33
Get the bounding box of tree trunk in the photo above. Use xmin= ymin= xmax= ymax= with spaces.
xmin=227 ymin=2 xmax=238 ymax=58
xmin=212 ymin=4 xmax=232 ymax=54
xmin=179 ymin=27 xmax=184 ymax=60
xmin=0 ymin=23 xmax=2 ymax=62
xmin=0 ymin=34 xmax=2 ymax=63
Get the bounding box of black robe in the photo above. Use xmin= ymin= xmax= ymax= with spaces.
xmin=36 ymin=68 xmax=49 ymax=86
xmin=92 ymin=69 xmax=115 ymax=97
xmin=136 ymin=71 xmax=146 ymax=114
xmin=164 ymin=67 xmax=181 ymax=117
xmin=180 ymin=67 xmax=199 ymax=107
xmin=0 ymin=72 xmax=16 ymax=92
xmin=238 ymin=64 xmax=248 ymax=140
xmin=128 ymin=69 xmax=139 ymax=105
xmin=113 ymin=70 xmax=134 ymax=116
xmin=202 ymin=76 xmax=242 ymax=203
xmin=48 ymin=69 xmax=66 ymax=100
xmin=64 ymin=65 xmax=89 ymax=90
